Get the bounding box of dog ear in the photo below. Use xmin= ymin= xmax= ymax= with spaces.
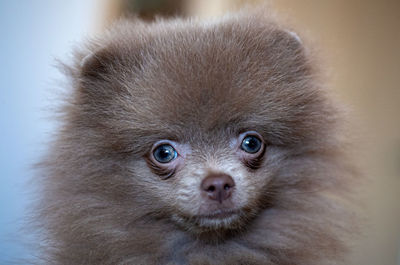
xmin=270 ymin=28 xmax=305 ymax=57
xmin=76 ymin=40 xmax=146 ymax=102
xmin=255 ymin=27 xmax=312 ymax=85
xmin=75 ymin=46 xmax=126 ymax=105
xmin=79 ymin=19 xmax=147 ymax=83
xmin=80 ymin=47 xmax=116 ymax=81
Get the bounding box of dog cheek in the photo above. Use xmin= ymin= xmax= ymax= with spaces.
xmin=172 ymin=168 xmax=205 ymax=215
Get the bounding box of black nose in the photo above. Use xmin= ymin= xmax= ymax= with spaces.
xmin=201 ymin=173 xmax=235 ymax=203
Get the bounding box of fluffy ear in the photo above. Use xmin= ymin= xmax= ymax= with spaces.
xmin=272 ymin=28 xmax=305 ymax=54
xmin=80 ymin=48 xmax=116 ymax=80
xmin=262 ymin=27 xmax=311 ymax=80
xmin=80 ymin=44 xmax=144 ymax=81
xmin=73 ymin=45 xmax=133 ymax=107
xmin=78 ymin=19 xmax=149 ymax=83
xmin=76 ymin=41 xmax=145 ymax=100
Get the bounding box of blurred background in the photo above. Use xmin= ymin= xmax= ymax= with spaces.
xmin=0 ymin=0 xmax=398 ymax=264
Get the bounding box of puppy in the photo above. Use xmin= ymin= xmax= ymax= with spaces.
xmin=36 ymin=11 xmax=357 ymax=265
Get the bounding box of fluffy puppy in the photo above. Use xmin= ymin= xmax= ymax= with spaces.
xmin=37 ymin=11 xmax=357 ymax=265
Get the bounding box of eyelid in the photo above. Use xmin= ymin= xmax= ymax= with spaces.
xmin=144 ymin=154 xmax=176 ymax=179
xmin=151 ymin=140 xmax=180 ymax=156
xmin=238 ymin=131 xmax=264 ymax=143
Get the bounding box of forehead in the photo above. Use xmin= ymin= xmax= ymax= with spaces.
xmin=124 ymin=26 xmax=277 ymax=133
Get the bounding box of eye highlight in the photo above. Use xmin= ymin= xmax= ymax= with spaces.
xmin=241 ymin=135 xmax=262 ymax=154
xmin=153 ymin=144 xmax=177 ymax=163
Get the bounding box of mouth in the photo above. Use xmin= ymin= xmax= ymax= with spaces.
xmin=172 ymin=207 xmax=255 ymax=233
xmin=194 ymin=209 xmax=242 ymax=229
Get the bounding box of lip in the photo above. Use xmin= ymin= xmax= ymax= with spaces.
xmin=189 ymin=210 xmax=242 ymax=229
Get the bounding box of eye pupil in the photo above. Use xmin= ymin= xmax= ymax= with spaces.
xmin=241 ymin=136 xmax=262 ymax=153
xmin=153 ymin=144 xmax=177 ymax=163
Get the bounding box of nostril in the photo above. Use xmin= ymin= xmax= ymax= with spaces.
xmin=224 ymin=184 xmax=231 ymax=190
xmin=207 ymin=185 xmax=215 ymax=192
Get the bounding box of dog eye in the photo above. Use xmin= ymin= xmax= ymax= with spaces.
xmin=241 ymin=135 xmax=262 ymax=153
xmin=153 ymin=144 xmax=177 ymax=163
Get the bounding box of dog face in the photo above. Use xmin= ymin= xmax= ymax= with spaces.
xmin=70 ymin=17 xmax=338 ymax=234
